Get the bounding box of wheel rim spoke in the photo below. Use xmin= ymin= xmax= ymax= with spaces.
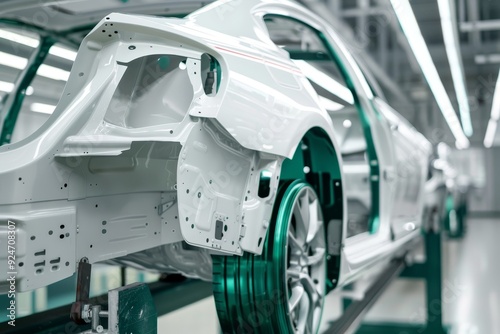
xmin=289 ymin=283 xmax=305 ymax=312
xmin=287 ymin=266 xmax=301 ymax=280
xmin=306 ymin=198 xmax=321 ymax=243
xmin=306 ymin=247 xmax=326 ymax=266
xmin=288 ymin=230 xmax=305 ymax=252
xmin=286 ymin=185 xmax=326 ymax=333
xmin=296 ymin=292 xmax=310 ymax=333
xmin=293 ymin=203 xmax=307 ymax=244
xmin=299 ymin=193 xmax=310 ymax=238
xmin=300 ymin=272 xmax=321 ymax=304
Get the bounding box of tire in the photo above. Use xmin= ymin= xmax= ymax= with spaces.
xmin=213 ymin=180 xmax=327 ymax=334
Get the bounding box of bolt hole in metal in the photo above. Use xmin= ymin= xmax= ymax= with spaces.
xmin=285 ymin=185 xmax=326 ymax=333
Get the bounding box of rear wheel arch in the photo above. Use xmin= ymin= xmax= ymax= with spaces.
xmin=280 ymin=127 xmax=344 ymax=290
xmin=212 ymin=127 xmax=346 ymax=333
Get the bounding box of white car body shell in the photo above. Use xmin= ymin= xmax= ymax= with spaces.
xmin=0 ymin=0 xmax=432 ymax=293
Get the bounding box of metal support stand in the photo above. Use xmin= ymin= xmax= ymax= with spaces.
xmin=354 ymin=230 xmax=449 ymax=334
xmin=445 ymin=204 xmax=467 ymax=239
xmin=1 ymin=279 xmax=211 ymax=334
xmin=70 ymin=259 xmax=157 ymax=334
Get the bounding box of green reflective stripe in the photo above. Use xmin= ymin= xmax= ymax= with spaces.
xmin=0 ymin=37 xmax=55 ymax=146
xmin=318 ymin=32 xmax=381 ymax=234
xmin=214 ymin=60 xmax=222 ymax=92
xmin=288 ymin=50 xmax=331 ymax=61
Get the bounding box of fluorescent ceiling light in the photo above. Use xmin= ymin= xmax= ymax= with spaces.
xmin=50 ymin=46 xmax=77 ymax=61
xmin=30 ymin=102 xmax=56 ymax=114
xmin=0 ymin=80 xmax=34 ymax=95
xmin=0 ymin=51 xmax=27 ymax=69
xmin=475 ymin=54 xmax=500 ymax=64
xmin=484 ymin=119 xmax=497 ymax=148
xmin=0 ymin=29 xmax=38 ymax=47
xmin=0 ymin=29 xmax=77 ymax=61
xmin=389 ymin=0 xmax=469 ymax=149
xmin=37 ymin=64 xmax=70 ymax=81
xmin=0 ymin=51 xmax=70 ymax=81
xmin=294 ymin=60 xmax=355 ymax=104
xmin=437 ymin=0 xmax=473 ymax=136
xmin=318 ymin=95 xmax=345 ymax=111
xmin=491 ymin=69 xmax=500 ymax=122
xmin=0 ymin=80 xmax=15 ymax=93
xmin=483 ymin=69 xmax=500 ymax=148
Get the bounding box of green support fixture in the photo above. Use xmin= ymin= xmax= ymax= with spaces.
xmin=109 ymin=283 xmax=157 ymax=334
xmin=354 ymin=230 xmax=449 ymax=334
xmin=444 ymin=196 xmax=467 ymax=239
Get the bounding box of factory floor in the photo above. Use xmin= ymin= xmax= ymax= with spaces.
xmin=158 ymin=217 xmax=500 ymax=333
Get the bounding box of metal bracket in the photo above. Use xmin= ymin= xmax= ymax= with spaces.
xmin=70 ymin=258 xmax=92 ymax=325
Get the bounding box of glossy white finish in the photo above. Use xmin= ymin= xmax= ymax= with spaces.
xmin=0 ymin=0 xmax=432 ymax=294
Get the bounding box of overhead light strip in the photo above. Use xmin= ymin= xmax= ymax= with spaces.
xmin=475 ymin=54 xmax=500 ymax=65
xmin=0 ymin=80 xmax=15 ymax=93
xmin=490 ymin=69 xmax=500 ymax=122
xmin=484 ymin=69 xmax=500 ymax=148
xmin=389 ymin=0 xmax=470 ymax=149
xmin=0 ymin=51 xmax=70 ymax=81
xmin=30 ymin=102 xmax=56 ymax=115
xmin=0 ymin=51 xmax=27 ymax=70
xmin=0 ymin=29 xmax=38 ymax=48
xmin=484 ymin=119 xmax=497 ymax=148
xmin=0 ymin=80 xmax=34 ymax=95
xmin=437 ymin=0 xmax=473 ymax=136
xmin=0 ymin=28 xmax=77 ymax=61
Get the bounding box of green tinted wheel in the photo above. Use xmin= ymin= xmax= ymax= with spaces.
xmin=213 ymin=180 xmax=326 ymax=334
